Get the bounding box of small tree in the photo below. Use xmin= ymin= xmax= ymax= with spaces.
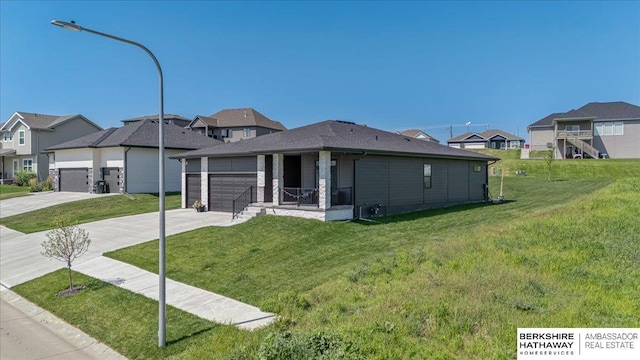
xmin=543 ymin=147 xmax=555 ymax=181
xmin=41 ymin=215 xmax=91 ymax=291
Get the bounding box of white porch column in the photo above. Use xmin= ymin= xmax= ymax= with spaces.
xmin=272 ymin=154 xmax=283 ymax=206
xmin=318 ymin=150 xmax=331 ymax=209
xmin=257 ymin=155 xmax=265 ymax=203
xmin=201 ymin=157 xmax=208 ymax=211
xmin=181 ymin=159 xmax=186 ymax=208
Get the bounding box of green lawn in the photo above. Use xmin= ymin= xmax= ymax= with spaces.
xmin=0 ymin=184 xmax=31 ymax=200
xmin=0 ymin=193 xmax=181 ymax=233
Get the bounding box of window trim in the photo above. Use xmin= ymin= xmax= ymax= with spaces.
xmin=423 ymin=163 xmax=432 ymax=189
xmin=22 ymin=158 xmax=33 ymax=171
xmin=243 ymin=128 xmax=251 ymax=137
xmin=473 ymin=164 xmax=482 ymax=172
xmin=18 ymin=130 xmax=25 ymax=146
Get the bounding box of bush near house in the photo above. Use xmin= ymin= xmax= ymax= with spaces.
xmin=13 ymin=170 xmax=37 ymax=186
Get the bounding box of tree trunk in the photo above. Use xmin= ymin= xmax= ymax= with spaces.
xmin=67 ymin=264 xmax=74 ymax=290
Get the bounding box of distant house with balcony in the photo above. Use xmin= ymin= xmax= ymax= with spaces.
xmin=527 ymin=101 xmax=640 ymax=159
xmin=187 ymin=108 xmax=286 ymax=142
xmin=0 ymin=112 xmax=102 ymax=184
xmin=447 ymin=130 xmax=524 ymax=150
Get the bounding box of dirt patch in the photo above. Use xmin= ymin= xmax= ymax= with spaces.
xmin=55 ymin=286 xmax=86 ymax=298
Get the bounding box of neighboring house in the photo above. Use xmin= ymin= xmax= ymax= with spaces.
xmin=528 ymin=101 xmax=640 ymax=159
xmin=0 ymin=112 xmax=102 ymax=184
xmin=397 ymin=129 xmax=440 ymax=143
xmin=122 ymin=114 xmax=192 ymax=127
xmin=44 ymin=120 xmax=222 ymax=193
xmin=447 ymin=130 xmax=524 ymax=149
xmin=173 ymin=120 xmax=497 ymax=221
xmin=187 ymin=108 xmax=286 ymax=142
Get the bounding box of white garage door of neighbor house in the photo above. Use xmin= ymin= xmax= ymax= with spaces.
xmin=449 ymin=144 xmax=461 ymax=148
xmin=464 ymin=143 xmax=486 ymax=149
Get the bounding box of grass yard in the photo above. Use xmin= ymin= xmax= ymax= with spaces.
xmin=0 ymin=184 xmax=31 ymax=200
xmin=0 ymin=193 xmax=181 ymax=233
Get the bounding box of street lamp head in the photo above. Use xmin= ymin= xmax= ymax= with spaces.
xmin=51 ymin=20 xmax=82 ymax=32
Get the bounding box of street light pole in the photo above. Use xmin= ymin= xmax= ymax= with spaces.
xmin=51 ymin=20 xmax=167 ymax=347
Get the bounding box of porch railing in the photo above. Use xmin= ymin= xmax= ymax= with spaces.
xmin=331 ymin=187 xmax=353 ymax=206
xmin=232 ymin=186 xmax=254 ymax=219
xmin=556 ymin=130 xmax=592 ymax=138
xmin=282 ymin=187 xmax=319 ymax=207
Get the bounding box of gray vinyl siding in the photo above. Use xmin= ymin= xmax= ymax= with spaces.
xmin=528 ymin=127 xmax=555 ymax=151
xmin=447 ymin=161 xmax=469 ymax=202
xmin=355 ymin=156 xmax=390 ymax=207
xmin=185 ymin=158 xmax=201 ymax=173
xmin=208 ymin=156 xmax=257 ymax=173
xmin=389 ymin=157 xmax=423 ymax=207
xmin=355 ymin=155 xmax=488 ymax=216
xmin=593 ymin=120 xmax=640 ymax=158
xmin=338 ymin=154 xmax=356 ymax=188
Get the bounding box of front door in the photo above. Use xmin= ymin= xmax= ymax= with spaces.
xmin=12 ymin=159 xmax=19 ymax=177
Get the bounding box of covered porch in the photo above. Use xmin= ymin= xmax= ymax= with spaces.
xmin=251 ymin=151 xmax=355 ymax=221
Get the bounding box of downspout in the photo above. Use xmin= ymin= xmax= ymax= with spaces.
xmin=35 ymin=130 xmax=41 ymax=181
xmin=352 ymin=151 xmax=368 ymax=219
xmin=124 ymin=147 xmax=132 ymax=193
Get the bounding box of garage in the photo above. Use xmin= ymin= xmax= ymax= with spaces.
xmin=463 ymin=142 xmax=486 ymax=149
xmin=186 ymin=174 xmax=201 ymax=208
xmin=208 ymin=174 xmax=257 ymax=212
xmin=59 ymin=168 xmax=89 ymax=192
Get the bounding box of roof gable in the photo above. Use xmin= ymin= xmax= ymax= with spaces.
xmin=1 ymin=112 xmax=101 ymax=132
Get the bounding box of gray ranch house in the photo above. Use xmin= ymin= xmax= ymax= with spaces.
xmin=44 ymin=120 xmax=221 ymax=193
xmin=528 ymin=101 xmax=640 ymax=159
xmin=447 ymin=129 xmax=524 ymax=150
xmin=0 ymin=112 xmax=102 ymax=183
xmin=174 ymin=120 xmax=497 ymax=221
xmin=187 ymin=108 xmax=287 ymax=142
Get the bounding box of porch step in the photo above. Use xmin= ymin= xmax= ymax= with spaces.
xmin=234 ymin=206 xmax=265 ymax=223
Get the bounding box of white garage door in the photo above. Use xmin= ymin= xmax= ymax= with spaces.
xmin=464 ymin=143 xmax=486 ymax=149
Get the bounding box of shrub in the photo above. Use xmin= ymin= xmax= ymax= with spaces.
xmin=41 ymin=177 xmax=54 ymax=191
xmin=28 ymin=177 xmax=41 ymax=192
xmin=13 ymin=170 xmax=36 ymax=186
xmin=257 ymin=330 xmax=362 ymax=360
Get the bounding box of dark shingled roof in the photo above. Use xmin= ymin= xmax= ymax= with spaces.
xmin=398 ymin=129 xmax=440 ymax=142
xmin=447 ymin=129 xmax=522 ymax=142
xmin=45 ymin=120 xmax=222 ymax=151
xmin=173 ymin=120 xmax=498 ymax=161
xmin=529 ymin=101 xmax=640 ymax=128
xmin=191 ymin=108 xmax=287 ymax=131
xmin=121 ymin=114 xmax=192 ymax=123
xmin=0 ymin=112 xmax=101 ymax=131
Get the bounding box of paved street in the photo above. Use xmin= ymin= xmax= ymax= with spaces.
xmin=1 ymin=288 xmax=126 ymax=360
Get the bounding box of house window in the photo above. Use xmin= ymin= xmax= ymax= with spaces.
xmin=220 ymin=129 xmax=229 ymax=138
xmin=473 ymin=165 xmax=482 ymax=172
xmin=2 ymin=133 xmax=6 ymax=141
xmin=8 ymin=132 xmax=12 ymax=141
xmin=18 ymin=130 xmax=25 ymax=145
xmin=565 ymin=124 xmax=580 ymax=132
xmin=423 ymin=164 xmax=432 ymax=189
xmin=22 ymin=158 xmax=33 ymax=171
xmin=595 ymin=122 xmax=623 ymax=136
xmin=509 ymin=141 xmax=519 ymax=149
xmin=243 ymin=128 xmax=251 ymax=137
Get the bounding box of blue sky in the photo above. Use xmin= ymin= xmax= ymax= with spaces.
xmin=1 ymin=1 xmax=638 ymax=142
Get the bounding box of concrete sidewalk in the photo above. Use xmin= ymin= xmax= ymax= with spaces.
xmin=74 ymin=257 xmax=274 ymax=330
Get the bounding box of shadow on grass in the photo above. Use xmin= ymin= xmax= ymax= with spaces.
xmin=166 ymin=326 xmax=217 ymax=346
xmin=353 ymin=200 xmax=516 ymax=226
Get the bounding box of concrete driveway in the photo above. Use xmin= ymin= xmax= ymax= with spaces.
xmin=0 ymin=209 xmax=233 ymax=288
xmin=1 ymin=191 xmax=112 ymax=218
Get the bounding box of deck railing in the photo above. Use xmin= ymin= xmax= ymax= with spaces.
xmin=556 ymin=130 xmax=592 ymax=138
xmin=232 ymin=186 xmax=254 ymax=219
xmin=282 ymin=187 xmax=319 ymax=206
